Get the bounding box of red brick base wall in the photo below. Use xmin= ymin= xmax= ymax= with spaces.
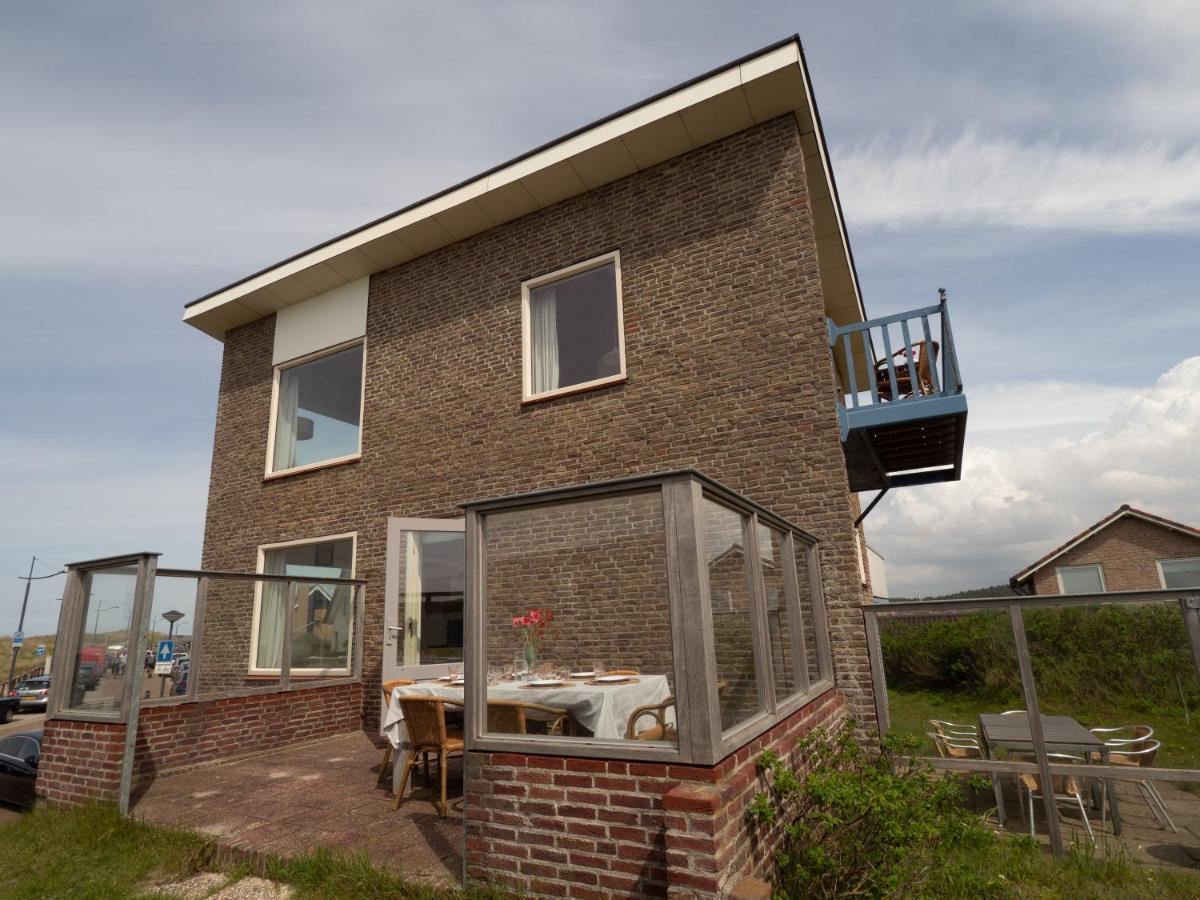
xmin=36 ymin=719 xmax=126 ymax=807
xmin=35 ymin=682 xmax=363 ymax=807
xmin=465 ymin=689 xmax=846 ymax=898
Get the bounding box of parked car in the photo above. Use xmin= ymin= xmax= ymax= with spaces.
xmin=0 ymin=731 xmax=41 ymax=809
xmin=11 ymin=676 xmax=50 ymax=712
xmin=0 ymin=693 xmax=18 ymax=724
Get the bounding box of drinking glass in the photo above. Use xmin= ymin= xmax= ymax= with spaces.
xmin=501 ymin=662 xmax=514 ymax=680
xmin=594 ymin=660 xmax=606 ymax=676
xmin=447 ymin=664 xmax=459 ymax=680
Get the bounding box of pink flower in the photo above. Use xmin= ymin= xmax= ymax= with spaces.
xmin=529 ymin=610 xmax=541 ymax=623
xmin=512 ymin=617 xmax=522 ymax=627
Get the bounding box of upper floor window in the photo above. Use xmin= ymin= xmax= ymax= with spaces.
xmin=522 ymin=252 xmax=625 ymax=401
xmin=268 ymin=341 xmax=364 ymax=476
xmin=1159 ymin=557 xmax=1200 ymax=589
xmin=1057 ymin=564 xmax=1105 ymax=594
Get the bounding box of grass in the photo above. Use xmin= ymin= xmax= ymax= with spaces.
xmin=927 ymin=830 xmax=1200 ymax=899
xmin=0 ymin=804 xmax=505 ymax=900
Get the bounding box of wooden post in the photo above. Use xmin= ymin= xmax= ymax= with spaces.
xmin=863 ymin=609 xmax=890 ymax=736
xmin=1009 ymin=604 xmax=1064 ymax=856
xmin=187 ymin=577 xmax=208 ymax=701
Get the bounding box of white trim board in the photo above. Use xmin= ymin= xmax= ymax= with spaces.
xmin=182 ymin=38 xmax=866 ymax=343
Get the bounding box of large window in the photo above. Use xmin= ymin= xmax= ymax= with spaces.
xmin=253 ymin=535 xmax=355 ymax=674
xmin=522 ymin=253 xmax=625 ymax=401
xmin=1160 ymin=557 xmax=1200 ymax=589
xmin=1057 ymin=564 xmax=1105 ymax=594
xmin=268 ymin=342 xmax=364 ymax=475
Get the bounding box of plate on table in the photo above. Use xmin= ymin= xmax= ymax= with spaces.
xmin=569 ymin=671 xmax=595 ymax=679
xmin=450 ymin=678 xmax=466 ymax=686
xmin=592 ymin=674 xmax=632 ymax=684
xmin=526 ymin=678 xmax=564 ymax=688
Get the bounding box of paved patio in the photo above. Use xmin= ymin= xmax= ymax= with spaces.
xmin=131 ymin=731 xmax=465 ymax=886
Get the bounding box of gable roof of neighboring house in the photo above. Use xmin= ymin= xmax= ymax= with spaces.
xmin=183 ymin=35 xmax=866 ymax=343
xmin=1011 ymin=504 xmax=1200 ymax=588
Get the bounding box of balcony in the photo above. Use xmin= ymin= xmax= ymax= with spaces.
xmin=828 ymin=293 xmax=967 ymax=493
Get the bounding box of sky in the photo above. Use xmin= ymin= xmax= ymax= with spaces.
xmin=2 ymin=1 xmax=1199 ymax=634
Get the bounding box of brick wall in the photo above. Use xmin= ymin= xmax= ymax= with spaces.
xmin=36 ymin=719 xmax=126 ymax=806
xmin=1030 ymin=515 xmax=1200 ymax=594
xmin=200 ymin=113 xmax=876 ymax=734
xmin=35 ymin=683 xmax=361 ymax=807
xmin=464 ymin=688 xmax=846 ymax=898
xmin=132 ymin=682 xmax=362 ymax=782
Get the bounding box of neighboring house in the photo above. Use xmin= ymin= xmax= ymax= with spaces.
xmin=181 ymin=36 xmax=967 ymax=733
xmin=1011 ymin=504 xmax=1200 ymax=595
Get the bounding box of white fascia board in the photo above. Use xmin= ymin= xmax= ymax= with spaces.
xmin=184 ymin=39 xmax=869 ymax=336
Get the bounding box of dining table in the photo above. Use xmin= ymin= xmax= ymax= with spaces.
xmin=978 ymin=713 xmax=1121 ymax=834
xmin=383 ymin=674 xmax=673 ymax=796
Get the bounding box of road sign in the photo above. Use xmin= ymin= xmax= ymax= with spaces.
xmin=12 ymin=631 xmax=23 ymax=648
xmin=155 ymin=639 xmax=174 ymax=676
xmin=35 ymin=645 xmax=45 ymax=657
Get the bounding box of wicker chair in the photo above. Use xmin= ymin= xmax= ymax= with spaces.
xmin=627 ymin=696 xmax=676 ymax=741
xmin=875 ymin=339 xmax=939 ymax=400
xmin=393 ymin=696 xmax=463 ymax=817
xmin=1108 ymin=738 xmax=1177 ymax=832
xmin=376 ymin=679 xmax=414 ymax=784
xmin=487 ymin=699 xmax=571 ymax=736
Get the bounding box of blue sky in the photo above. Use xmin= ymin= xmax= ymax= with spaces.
xmin=3 ymin=1 xmax=1198 ymax=632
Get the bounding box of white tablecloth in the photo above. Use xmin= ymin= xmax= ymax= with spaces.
xmin=382 ymin=674 xmax=673 ymax=749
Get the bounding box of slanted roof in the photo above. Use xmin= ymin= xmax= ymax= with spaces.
xmin=183 ymin=36 xmax=866 ymax=341
xmin=1011 ymin=504 xmax=1200 ymax=587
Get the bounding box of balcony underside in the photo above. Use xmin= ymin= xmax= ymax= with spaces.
xmin=842 ymin=394 xmax=968 ymax=493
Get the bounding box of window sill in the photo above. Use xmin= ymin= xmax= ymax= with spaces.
xmin=522 ymin=374 xmax=626 ymax=405
xmin=263 ymin=454 xmax=361 ymax=482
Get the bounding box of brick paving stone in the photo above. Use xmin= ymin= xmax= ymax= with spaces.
xmin=133 ymin=732 xmax=462 ymax=886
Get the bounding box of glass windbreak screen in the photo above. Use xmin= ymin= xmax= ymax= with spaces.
xmin=704 ymin=498 xmax=763 ymax=732
xmin=272 ymin=343 xmax=363 ymax=472
xmin=758 ymin=523 xmax=800 ymax=700
xmin=257 ymin=538 xmax=353 ymax=672
xmin=397 ymin=530 xmax=465 ymax=667
xmin=1058 ymin=565 xmax=1104 ymax=594
xmin=528 ymin=262 xmax=621 ymax=395
xmin=69 ymin=565 xmax=137 ymax=714
xmin=482 ymin=491 xmax=676 ymax=745
xmin=144 ymin=575 xmax=198 ymax=700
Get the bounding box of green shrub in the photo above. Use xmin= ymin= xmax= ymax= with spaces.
xmin=750 ymin=727 xmax=995 ymax=898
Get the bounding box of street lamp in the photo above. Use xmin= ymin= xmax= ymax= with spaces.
xmin=157 ymin=610 xmax=186 ymax=698
xmin=92 ymin=603 xmax=119 ymax=638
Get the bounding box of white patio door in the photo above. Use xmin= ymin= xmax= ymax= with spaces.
xmin=382 ymin=518 xmax=466 ymax=696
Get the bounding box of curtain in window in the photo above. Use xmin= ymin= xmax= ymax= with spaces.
xmin=530 ymin=286 xmax=559 ymax=394
xmin=272 ymin=368 xmax=301 ymax=471
xmin=256 ymin=551 xmax=288 ymax=669
xmin=403 ymin=533 xmax=423 ymax=665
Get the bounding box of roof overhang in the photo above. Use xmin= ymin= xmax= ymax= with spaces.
xmin=183 ymin=36 xmax=867 ymax=341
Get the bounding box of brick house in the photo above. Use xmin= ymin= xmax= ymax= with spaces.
xmin=1012 ymin=505 xmax=1200 ymax=595
xmin=40 ymin=37 xmax=968 ymax=897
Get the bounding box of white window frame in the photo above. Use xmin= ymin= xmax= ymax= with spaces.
xmin=1157 ymin=556 xmax=1200 ymax=589
xmin=1055 ymin=563 xmax=1106 ymax=595
xmin=264 ymin=338 xmax=367 ymax=479
xmin=249 ymin=532 xmax=358 ymax=676
xmin=520 ymin=250 xmax=626 ymax=403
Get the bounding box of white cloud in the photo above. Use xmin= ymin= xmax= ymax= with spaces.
xmin=867 ymin=356 xmax=1200 ymax=596
xmin=837 ymin=131 xmax=1200 ymax=234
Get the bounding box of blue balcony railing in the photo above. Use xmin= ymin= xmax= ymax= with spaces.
xmin=828 ymin=292 xmax=967 ymax=493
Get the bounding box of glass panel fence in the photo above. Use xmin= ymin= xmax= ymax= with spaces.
xmin=703 ymin=497 xmax=763 ymax=732
xmin=758 ymin=522 xmax=800 ymax=701
xmin=481 ymin=490 xmax=677 ymax=745
xmin=791 ymin=538 xmax=822 ymax=685
xmin=67 ymin=564 xmax=138 ymax=715
xmin=142 ymin=575 xmax=198 ymax=701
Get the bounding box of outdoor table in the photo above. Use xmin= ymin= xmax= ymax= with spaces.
xmin=383 ymin=675 xmax=673 ymax=795
xmin=978 ymin=713 xmax=1121 ymax=834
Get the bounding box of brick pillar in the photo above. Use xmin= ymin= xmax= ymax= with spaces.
xmin=35 ymin=719 xmax=127 ymax=807
xmin=662 ymin=783 xmax=723 ymax=897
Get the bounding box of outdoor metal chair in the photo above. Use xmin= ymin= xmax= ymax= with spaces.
xmin=393 ymin=695 xmax=464 ymax=817
xmin=927 ymin=731 xmax=984 ymax=774
xmin=376 ymin=679 xmax=414 ymax=785
xmin=487 ymin=699 xmax=571 ymax=736
xmin=1089 ymin=724 xmax=1153 ymax=746
xmin=1000 ymin=709 xmax=1026 ymax=716
xmin=929 ymin=719 xmax=978 ymax=738
xmin=1107 ymin=738 xmax=1177 ymax=832
xmin=627 ymin=696 xmax=677 ymax=741
xmin=1019 ymin=753 xmax=1100 ymax=843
